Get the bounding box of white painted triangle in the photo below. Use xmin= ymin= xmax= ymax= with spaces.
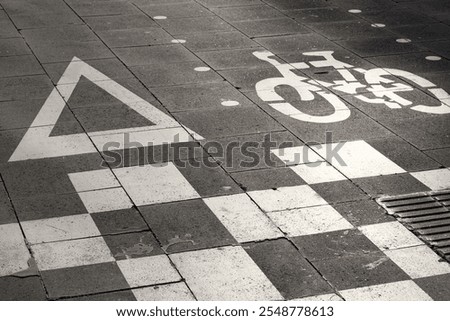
xmin=9 ymin=57 xmax=203 ymax=162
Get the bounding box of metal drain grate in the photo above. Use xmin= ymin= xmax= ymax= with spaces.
xmin=377 ymin=190 xmax=450 ymax=263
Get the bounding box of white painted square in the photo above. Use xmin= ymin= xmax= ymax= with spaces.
xmin=292 ymin=293 xmax=343 ymax=301
xmin=78 ymin=187 xmax=133 ymax=213
xmin=311 ymin=140 xmax=406 ymax=179
xmin=68 ymin=169 xmax=120 ymax=192
xmin=117 ymin=255 xmax=181 ymax=288
xmin=113 ymin=163 xmax=200 ymax=206
xmin=22 ymin=214 xmax=101 ymax=244
xmin=268 ymin=205 xmax=353 ymax=237
xmin=291 ymin=162 xmax=346 ymax=184
xmin=204 ymin=194 xmax=283 ymax=243
xmin=272 ymin=145 xmax=324 ymax=166
xmin=170 ymin=246 xmax=283 ymax=300
xmin=32 ymin=237 xmax=114 ymax=271
xmin=248 ymin=185 xmax=328 ymax=213
xmin=340 ymin=280 xmax=433 ymax=301
xmin=133 ymin=282 xmax=195 ymax=301
xmin=0 ymin=223 xmax=31 ymax=277
xmin=411 ymin=168 xmax=450 ymax=190
xmin=359 ymin=221 xmax=423 ymax=251
xmin=385 ymin=245 xmax=450 ymax=279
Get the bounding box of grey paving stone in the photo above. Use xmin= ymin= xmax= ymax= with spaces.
xmin=29 ymin=41 xmax=114 ymax=64
xmin=359 ymin=8 xmax=437 ymax=27
xmin=50 ymin=119 xmax=85 ymax=137
xmin=263 ymin=0 xmax=329 ymax=10
xmin=353 ymin=173 xmax=431 ymax=197
xmin=367 ymin=52 xmax=450 ymax=75
xmin=399 ymin=0 xmax=450 ymax=20
xmin=141 ymin=199 xmax=236 ymax=253
xmin=195 ymin=47 xmax=270 ymax=70
xmin=103 ymin=231 xmax=163 ymax=261
xmin=0 ymin=75 xmax=53 ymax=101
xmin=380 ymin=114 xmax=450 ymax=150
xmin=0 ymin=38 xmax=31 ymax=57
xmin=1 ymin=0 xmax=72 ymax=15
xmin=310 ymin=180 xmax=368 ymax=204
xmin=84 ymin=13 xmax=158 ymax=32
xmin=176 ymin=158 xmax=243 ymax=198
xmin=255 ymin=33 xmax=340 ymax=54
xmin=0 ymin=276 xmax=47 ymax=300
xmin=293 ymin=229 xmax=380 ymax=262
xmin=286 ymin=7 xmax=361 ymax=23
xmin=0 ymin=183 xmax=16 ymax=225
xmin=333 ymin=199 xmax=395 ymax=227
xmin=277 ymin=109 xmax=394 ymax=144
xmin=21 ymin=25 xmax=98 ymax=44
xmin=174 ymin=105 xmax=283 ymax=139
xmin=91 ymin=208 xmax=149 ymax=236
xmin=134 ymin=0 xmax=194 ymax=5
xmin=66 ymin=0 xmax=140 ymax=17
xmin=64 ymin=77 xmax=157 ymax=108
xmin=325 ymin=0 xmax=396 ymax=11
xmin=178 ymin=31 xmax=259 ymax=52
xmin=218 ymin=67 xmax=283 ymax=92
xmin=200 ymin=131 xmax=302 ymax=172
xmin=114 ymin=44 xmax=199 ymax=67
xmin=196 ymin=0 xmax=262 ymax=8
xmin=336 ymin=37 xmax=423 ymax=57
xmin=230 ymin=167 xmax=305 ymax=191
xmin=151 ymin=82 xmax=255 ymax=112
xmin=424 ymin=148 xmax=450 ymax=167
xmin=233 ymin=18 xmax=310 ymax=37
xmin=157 ymin=16 xmax=235 ymax=34
xmin=132 ymin=61 xmax=223 ymax=87
xmin=418 ymin=40 xmax=450 ymax=59
xmin=308 ymin=20 xmax=396 ymax=41
xmin=139 ymin=2 xmax=213 ymax=18
xmin=97 ymin=27 xmax=173 ymax=48
xmin=312 ymin=251 xmax=410 ymax=290
xmin=391 ymin=23 xmax=450 ymax=42
xmin=0 ymin=55 xmax=44 ymax=78
xmin=9 ymin=13 xmax=83 ymax=29
xmin=415 ymin=273 xmax=450 ymax=301
xmin=366 ymin=137 xmax=442 ymax=172
xmin=43 ymin=58 xmax=136 ymax=84
xmin=211 ymin=5 xmax=285 ymax=22
xmin=244 ymin=238 xmax=333 ymax=300
xmin=41 ymin=262 xmax=129 ymax=299
xmin=0 ymin=20 xmax=20 ymax=39
xmin=0 ymin=153 xmax=104 ymax=198
xmin=12 ymin=193 xmax=87 ymax=222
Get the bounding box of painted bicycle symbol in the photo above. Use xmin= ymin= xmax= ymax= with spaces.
xmin=253 ymin=50 xmax=450 ymax=123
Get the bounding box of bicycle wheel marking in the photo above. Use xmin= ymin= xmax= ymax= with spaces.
xmin=252 ymin=50 xmax=450 ymax=123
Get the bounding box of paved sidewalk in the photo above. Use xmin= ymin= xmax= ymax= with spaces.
xmin=1 ymin=0 xmax=450 ymax=301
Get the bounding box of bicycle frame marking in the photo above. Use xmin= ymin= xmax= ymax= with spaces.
xmin=253 ymin=50 xmax=450 ymax=123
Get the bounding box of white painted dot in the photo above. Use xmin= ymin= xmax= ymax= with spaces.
xmin=348 ymin=9 xmax=362 ymax=13
xmin=194 ymin=67 xmax=211 ymax=72
xmin=171 ymin=39 xmax=186 ymax=44
xmin=221 ymin=100 xmax=240 ymax=107
xmin=425 ymin=56 xmax=442 ymax=61
xmin=371 ymin=23 xmax=386 ymax=28
xmin=396 ymin=38 xmax=412 ymax=43
xmin=153 ymin=16 xmax=167 ymax=20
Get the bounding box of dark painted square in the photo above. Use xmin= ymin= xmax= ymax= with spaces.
xmin=91 ymin=208 xmax=149 ymax=235
xmin=231 ymin=167 xmax=305 ymax=191
xmin=244 ymin=238 xmax=332 ymax=300
xmin=311 ymin=180 xmax=368 ymax=205
xmin=41 ymin=262 xmax=129 ymax=299
xmin=312 ymin=252 xmax=410 ymax=290
xmin=0 ymin=276 xmax=46 ymax=300
xmin=140 ymin=199 xmax=236 ymax=253
xmin=353 ymin=173 xmax=431 ymax=197
xmin=415 ymin=273 xmax=450 ymax=301
xmin=65 ymin=290 xmax=136 ymax=301
xmin=103 ymin=231 xmax=163 ymax=260
xmin=333 ymin=199 xmax=395 ymax=227
xmin=292 ymin=229 xmax=380 ymax=262
xmin=0 ymin=183 xmax=16 ymax=225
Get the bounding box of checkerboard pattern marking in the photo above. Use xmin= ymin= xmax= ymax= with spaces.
xmin=1 ymin=140 xmax=450 ymax=300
